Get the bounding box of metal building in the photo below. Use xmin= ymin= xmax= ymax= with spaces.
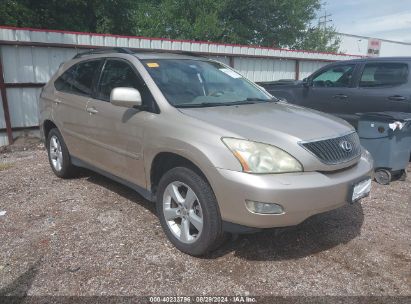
xmin=0 ymin=26 xmax=361 ymax=146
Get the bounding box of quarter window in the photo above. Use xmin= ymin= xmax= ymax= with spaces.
xmin=312 ymin=64 xmax=355 ymax=88
xmin=54 ymin=60 xmax=101 ymax=96
xmin=359 ymin=63 xmax=408 ymax=87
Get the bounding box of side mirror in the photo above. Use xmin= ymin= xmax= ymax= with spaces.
xmin=302 ymin=78 xmax=311 ymax=88
xmin=110 ymin=87 xmax=142 ymax=108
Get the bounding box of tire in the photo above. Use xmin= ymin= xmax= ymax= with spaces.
xmin=156 ymin=167 xmax=224 ymax=256
xmin=46 ymin=128 xmax=77 ymax=178
xmin=374 ymin=169 xmax=391 ymax=185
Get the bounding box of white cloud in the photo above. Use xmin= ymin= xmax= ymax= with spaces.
xmin=343 ymin=12 xmax=411 ymax=36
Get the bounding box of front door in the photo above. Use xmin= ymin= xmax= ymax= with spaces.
xmin=301 ymin=63 xmax=358 ymax=122
xmin=83 ymin=58 xmax=155 ymax=188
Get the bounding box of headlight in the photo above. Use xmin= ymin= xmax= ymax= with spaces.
xmin=222 ymin=138 xmax=303 ymax=173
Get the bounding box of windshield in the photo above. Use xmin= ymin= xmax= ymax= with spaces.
xmin=142 ymin=59 xmax=272 ymax=107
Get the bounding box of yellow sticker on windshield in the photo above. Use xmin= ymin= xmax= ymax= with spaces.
xmin=147 ymin=62 xmax=159 ymax=68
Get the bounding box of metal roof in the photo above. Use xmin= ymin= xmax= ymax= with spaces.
xmin=0 ymin=26 xmax=362 ymax=62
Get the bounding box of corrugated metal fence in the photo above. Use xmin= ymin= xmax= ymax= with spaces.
xmin=0 ymin=26 xmax=361 ymax=146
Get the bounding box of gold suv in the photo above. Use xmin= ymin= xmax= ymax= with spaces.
xmin=40 ymin=48 xmax=373 ymax=255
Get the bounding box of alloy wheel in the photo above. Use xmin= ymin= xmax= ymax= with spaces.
xmin=162 ymin=181 xmax=203 ymax=243
xmin=49 ymin=135 xmax=63 ymax=172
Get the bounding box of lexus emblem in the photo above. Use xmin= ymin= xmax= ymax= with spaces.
xmin=339 ymin=140 xmax=353 ymax=153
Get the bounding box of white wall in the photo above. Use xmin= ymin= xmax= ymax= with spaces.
xmin=338 ymin=33 xmax=411 ymax=57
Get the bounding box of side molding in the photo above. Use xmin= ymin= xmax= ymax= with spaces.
xmin=71 ymin=156 xmax=154 ymax=202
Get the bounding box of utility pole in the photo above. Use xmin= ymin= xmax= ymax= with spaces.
xmin=318 ymin=2 xmax=332 ymax=30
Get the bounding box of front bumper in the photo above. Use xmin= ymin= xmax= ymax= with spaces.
xmin=208 ymin=154 xmax=373 ymax=229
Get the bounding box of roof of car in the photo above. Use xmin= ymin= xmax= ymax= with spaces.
xmin=335 ymin=57 xmax=411 ymax=64
xmin=133 ymin=52 xmax=204 ymax=60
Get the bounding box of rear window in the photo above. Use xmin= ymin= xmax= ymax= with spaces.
xmin=55 ymin=60 xmax=101 ymax=96
xmin=359 ymin=63 xmax=408 ymax=87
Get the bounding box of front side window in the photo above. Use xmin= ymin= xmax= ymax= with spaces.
xmin=359 ymin=63 xmax=408 ymax=87
xmin=312 ymin=64 xmax=355 ymax=88
xmin=54 ymin=60 xmax=101 ymax=96
xmin=142 ymin=59 xmax=271 ymax=107
xmin=96 ymin=60 xmax=141 ymax=101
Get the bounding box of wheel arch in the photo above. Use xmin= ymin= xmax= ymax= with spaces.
xmin=42 ymin=119 xmax=58 ymax=143
xmin=148 ymin=151 xmax=213 ymax=196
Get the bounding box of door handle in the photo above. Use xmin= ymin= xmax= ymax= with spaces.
xmin=86 ymin=107 xmax=98 ymax=114
xmin=333 ymin=94 xmax=348 ymax=100
xmin=387 ymin=95 xmax=406 ymax=102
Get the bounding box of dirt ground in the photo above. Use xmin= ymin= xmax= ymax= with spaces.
xmin=0 ymin=142 xmax=410 ymax=298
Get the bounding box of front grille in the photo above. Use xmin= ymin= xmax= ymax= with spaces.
xmin=301 ymin=132 xmax=362 ymax=165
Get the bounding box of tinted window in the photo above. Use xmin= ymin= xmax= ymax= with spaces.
xmin=359 ymin=63 xmax=408 ymax=87
xmin=312 ymin=64 xmax=355 ymax=88
xmin=54 ymin=65 xmax=76 ymax=93
xmin=55 ymin=60 xmax=101 ymax=96
xmin=96 ymin=60 xmax=141 ymax=101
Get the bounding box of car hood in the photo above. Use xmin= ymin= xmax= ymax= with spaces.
xmin=179 ymin=102 xmax=354 ymax=145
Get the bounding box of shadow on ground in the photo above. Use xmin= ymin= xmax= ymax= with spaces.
xmin=79 ymin=169 xmax=364 ymax=261
xmin=0 ymin=259 xmax=42 ymax=302
xmin=211 ymin=202 xmax=364 ymax=261
xmin=78 ymin=168 xmax=156 ymax=216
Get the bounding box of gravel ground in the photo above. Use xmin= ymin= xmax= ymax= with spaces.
xmin=0 ymin=144 xmax=410 ymax=298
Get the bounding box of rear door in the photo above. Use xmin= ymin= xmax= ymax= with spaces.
xmin=84 ymin=58 xmax=156 ymax=187
xmin=349 ymin=61 xmax=411 ymax=114
xmin=52 ymin=59 xmax=102 ymax=161
xmin=301 ymin=63 xmax=359 ymax=118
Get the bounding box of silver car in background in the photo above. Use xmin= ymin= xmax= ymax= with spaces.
xmin=39 ymin=48 xmax=373 ymax=255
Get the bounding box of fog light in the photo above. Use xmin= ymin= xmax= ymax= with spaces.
xmin=245 ymin=200 xmax=284 ymax=214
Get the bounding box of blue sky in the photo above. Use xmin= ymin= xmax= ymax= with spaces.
xmin=321 ymin=0 xmax=411 ymax=42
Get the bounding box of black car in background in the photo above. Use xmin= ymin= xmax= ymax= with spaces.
xmin=258 ymin=57 xmax=411 ymax=128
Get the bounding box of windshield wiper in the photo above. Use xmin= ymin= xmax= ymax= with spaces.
xmin=175 ymin=100 xmax=256 ymax=108
xmin=175 ymin=98 xmax=278 ymax=108
xmin=244 ymin=97 xmax=279 ymax=102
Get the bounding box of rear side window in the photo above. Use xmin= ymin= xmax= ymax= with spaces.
xmin=359 ymin=63 xmax=408 ymax=87
xmin=54 ymin=60 xmax=101 ymax=96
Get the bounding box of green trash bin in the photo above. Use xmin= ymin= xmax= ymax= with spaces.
xmin=357 ymin=112 xmax=411 ymax=185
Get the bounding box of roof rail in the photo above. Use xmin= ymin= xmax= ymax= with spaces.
xmin=178 ymin=51 xmax=204 ymax=58
xmin=73 ymin=47 xmax=134 ymax=59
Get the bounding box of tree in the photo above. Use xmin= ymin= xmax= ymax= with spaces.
xmin=132 ymin=0 xmax=225 ymax=41
xmin=0 ymin=0 xmax=341 ymax=52
xmin=0 ymin=0 xmax=137 ymax=34
xmin=293 ymin=26 xmax=341 ymax=53
xmin=131 ymin=0 xmax=340 ymax=51
xmin=220 ymin=0 xmax=322 ymax=47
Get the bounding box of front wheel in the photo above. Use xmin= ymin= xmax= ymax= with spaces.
xmin=156 ymin=167 xmax=224 ymax=256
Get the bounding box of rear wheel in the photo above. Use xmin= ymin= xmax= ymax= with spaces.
xmin=46 ymin=128 xmax=77 ymax=178
xmin=156 ymin=167 xmax=224 ymax=256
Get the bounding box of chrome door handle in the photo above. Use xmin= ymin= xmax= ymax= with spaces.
xmin=86 ymin=107 xmax=98 ymax=114
xmin=388 ymin=95 xmax=406 ymax=102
